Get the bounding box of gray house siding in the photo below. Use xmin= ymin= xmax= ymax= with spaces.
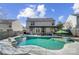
xmin=63 ymin=14 xmax=79 ymax=36
xmin=26 ymin=18 xmax=55 ymax=35
xmin=0 ymin=19 xmax=23 ymax=40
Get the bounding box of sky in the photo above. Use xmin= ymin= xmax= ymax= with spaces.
xmin=0 ymin=3 xmax=78 ymax=27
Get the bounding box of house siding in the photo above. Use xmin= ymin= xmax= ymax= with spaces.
xmin=0 ymin=19 xmax=23 ymax=39
xmin=0 ymin=24 xmax=10 ymax=31
xmin=12 ymin=20 xmax=23 ymax=31
xmin=26 ymin=18 xmax=54 ymax=35
xmin=63 ymin=15 xmax=77 ymax=29
xmin=63 ymin=14 xmax=79 ymax=36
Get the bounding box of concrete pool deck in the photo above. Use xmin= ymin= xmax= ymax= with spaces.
xmin=0 ymin=36 xmax=79 ymax=55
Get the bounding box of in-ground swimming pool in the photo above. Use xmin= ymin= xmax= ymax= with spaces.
xmin=15 ymin=35 xmax=65 ymax=50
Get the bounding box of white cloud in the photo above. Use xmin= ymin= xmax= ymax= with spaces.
xmin=37 ymin=4 xmax=46 ymax=17
xmin=29 ymin=5 xmax=36 ymax=10
xmin=72 ymin=3 xmax=79 ymax=14
xmin=17 ymin=4 xmax=46 ymax=19
xmin=17 ymin=4 xmax=46 ymax=26
xmin=51 ymin=9 xmax=55 ymax=12
xmin=37 ymin=5 xmax=45 ymax=12
xmin=29 ymin=5 xmax=35 ymax=8
xmin=58 ymin=16 xmax=64 ymax=21
xmin=17 ymin=7 xmax=36 ymax=19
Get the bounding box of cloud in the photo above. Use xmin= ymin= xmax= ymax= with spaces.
xmin=17 ymin=7 xmax=36 ymax=19
xmin=17 ymin=4 xmax=46 ymax=19
xmin=72 ymin=3 xmax=79 ymax=14
xmin=37 ymin=5 xmax=46 ymax=17
xmin=17 ymin=4 xmax=46 ymax=26
xmin=58 ymin=16 xmax=64 ymax=21
xmin=29 ymin=5 xmax=35 ymax=8
xmin=51 ymin=9 xmax=55 ymax=12
xmin=29 ymin=5 xmax=36 ymax=10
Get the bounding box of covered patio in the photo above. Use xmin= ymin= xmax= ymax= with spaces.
xmin=29 ymin=26 xmax=57 ymax=35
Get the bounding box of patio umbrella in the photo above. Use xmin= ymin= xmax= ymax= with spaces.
xmin=55 ymin=30 xmax=72 ymax=37
xmin=55 ymin=30 xmax=68 ymax=34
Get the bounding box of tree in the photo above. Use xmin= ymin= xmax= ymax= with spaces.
xmin=56 ymin=21 xmax=63 ymax=30
xmin=50 ymin=26 xmax=55 ymax=33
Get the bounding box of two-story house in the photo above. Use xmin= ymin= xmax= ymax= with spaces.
xmin=0 ymin=19 xmax=24 ymax=39
xmin=26 ymin=18 xmax=55 ymax=35
xmin=0 ymin=19 xmax=23 ymax=32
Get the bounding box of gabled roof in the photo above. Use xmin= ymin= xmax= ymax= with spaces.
xmin=26 ymin=18 xmax=54 ymax=22
xmin=0 ymin=19 xmax=16 ymax=24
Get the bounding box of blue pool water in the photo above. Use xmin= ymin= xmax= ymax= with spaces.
xmin=16 ymin=35 xmax=65 ymax=50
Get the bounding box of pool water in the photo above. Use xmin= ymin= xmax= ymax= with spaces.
xmin=17 ymin=36 xmax=65 ymax=50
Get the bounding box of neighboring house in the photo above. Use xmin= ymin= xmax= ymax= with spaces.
xmin=63 ymin=14 xmax=79 ymax=36
xmin=0 ymin=19 xmax=23 ymax=32
xmin=0 ymin=19 xmax=23 ymax=39
xmin=12 ymin=20 xmax=23 ymax=31
xmin=26 ymin=18 xmax=55 ymax=35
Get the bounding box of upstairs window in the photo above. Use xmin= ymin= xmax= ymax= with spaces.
xmin=31 ymin=22 xmax=35 ymax=25
xmin=9 ymin=25 xmax=12 ymax=28
xmin=52 ymin=22 xmax=54 ymax=25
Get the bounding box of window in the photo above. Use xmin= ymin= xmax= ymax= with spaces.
xmin=9 ymin=25 xmax=12 ymax=28
xmin=52 ymin=22 xmax=54 ymax=25
xmin=36 ymin=29 xmax=38 ymax=33
xmin=38 ymin=29 xmax=40 ymax=32
xmin=36 ymin=28 xmax=40 ymax=33
xmin=7 ymin=29 xmax=13 ymax=32
xmin=31 ymin=22 xmax=35 ymax=25
xmin=30 ymin=28 xmax=33 ymax=31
